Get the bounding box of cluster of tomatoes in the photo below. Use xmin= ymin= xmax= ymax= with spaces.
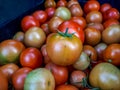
xmin=0 ymin=0 xmax=120 ymax=90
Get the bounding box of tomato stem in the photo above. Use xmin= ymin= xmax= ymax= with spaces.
xmin=57 ymin=28 xmax=75 ymax=38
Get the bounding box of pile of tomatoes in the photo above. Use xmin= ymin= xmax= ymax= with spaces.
xmin=0 ymin=0 xmax=120 ymax=90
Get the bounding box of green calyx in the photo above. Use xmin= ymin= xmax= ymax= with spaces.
xmin=57 ymin=28 xmax=75 ymax=38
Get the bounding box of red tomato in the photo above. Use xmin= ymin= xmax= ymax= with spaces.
xmin=56 ymin=0 xmax=67 ymax=7
xmin=12 ymin=67 xmax=32 ymax=90
xmin=45 ymin=7 xmax=56 ymax=20
xmin=45 ymin=62 xmax=68 ymax=85
xmin=21 ymin=15 xmax=40 ymax=32
xmin=100 ymin=3 xmax=112 ymax=13
xmin=103 ymin=8 xmax=120 ymax=21
xmin=56 ymin=84 xmax=79 ymax=90
xmin=70 ymin=16 xmax=87 ymax=29
xmin=103 ymin=19 xmax=119 ymax=29
xmin=58 ymin=20 xmax=84 ymax=43
xmin=84 ymin=0 xmax=100 ymax=14
xmin=20 ymin=47 xmax=43 ymax=69
xmin=32 ymin=10 xmax=48 ymax=24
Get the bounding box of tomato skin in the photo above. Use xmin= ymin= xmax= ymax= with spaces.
xmin=0 ymin=39 xmax=25 ymax=65
xmin=12 ymin=67 xmax=32 ymax=90
xmin=56 ymin=0 xmax=67 ymax=7
xmin=46 ymin=32 xmax=83 ymax=66
xmin=20 ymin=47 xmax=43 ymax=69
xmin=84 ymin=0 xmax=100 ymax=14
xmin=100 ymin=3 xmax=112 ymax=13
xmin=44 ymin=0 xmax=56 ymax=8
xmin=32 ymin=10 xmax=48 ymax=24
xmin=0 ymin=71 xmax=8 ymax=90
xmin=55 ymin=84 xmax=79 ymax=90
xmin=89 ymin=63 xmax=120 ymax=90
xmin=45 ymin=62 xmax=68 ymax=85
xmin=21 ymin=15 xmax=40 ymax=32
xmin=103 ymin=44 xmax=120 ymax=66
xmin=58 ymin=20 xmax=84 ymax=43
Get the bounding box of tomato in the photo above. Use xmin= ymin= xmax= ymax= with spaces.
xmin=56 ymin=84 xmax=79 ymax=90
xmin=45 ymin=62 xmax=68 ymax=85
xmin=67 ymin=0 xmax=79 ymax=9
xmin=84 ymin=0 xmax=100 ymax=14
xmin=103 ymin=44 xmax=120 ymax=66
xmin=54 ymin=7 xmax=71 ymax=21
xmin=13 ymin=31 xmax=25 ymax=42
xmin=24 ymin=26 xmax=46 ymax=48
xmin=70 ymin=16 xmax=86 ymax=29
xmin=20 ymin=47 xmax=43 ymax=69
xmin=56 ymin=0 xmax=67 ymax=7
xmin=89 ymin=63 xmax=120 ymax=90
xmin=44 ymin=0 xmax=56 ymax=8
xmin=45 ymin=7 xmax=56 ymax=20
xmin=41 ymin=44 xmax=51 ymax=64
xmin=12 ymin=67 xmax=32 ymax=90
xmin=46 ymin=29 xmax=83 ymax=66
xmin=103 ymin=8 xmax=120 ymax=21
xmin=73 ymin=52 xmax=90 ymax=70
xmin=86 ymin=11 xmax=103 ymax=23
xmin=0 ymin=39 xmax=25 ymax=65
xmin=48 ymin=16 xmax=64 ymax=33
xmin=84 ymin=27 xmax=101 ymax=46
xmin=21 ymin=15 xmax=40 ymax=32
xmin=32 ymin=10 xmax=48 ymax=24
xmin=102 ymin=24 xmax=120 ymax=44
xmin=70 ymin=70 xmax=87 ymax=88
xmin=41 ymin=22 xmax=51 ymax=35
xmin=83 ymin=45 xmax=97 ymax=61
xmin=69 ymin=4 xmax=83 ymax=17
xmin=58 ymin=20 xmax=84 ymax=43
xmin=0 ymin=71 xmax=8 ymax=90
xmin=103 ymin=19 xmax=119 ymax=29
xmin=100 ymin=3 xmax=112 ymax=13
xmin=0 ymin=63 xmax=19 ymax=81
xmin=24 ymin=68 xmax=55 ymax=90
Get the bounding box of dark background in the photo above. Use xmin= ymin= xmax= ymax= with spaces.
xmin=0 ymin=0 xmax=120 ymax=42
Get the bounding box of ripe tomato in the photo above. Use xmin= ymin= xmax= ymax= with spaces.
xmin=0 ymin=63 xmax=19 ymax=81
xmin=44 ymin=0 xmax=56 ymax=8
xmin=0 ymin=71 xmax=8 ymax=90
xmin=103 ymin=44 xmax=120 ymax=66
xmin=55 ymin=84 xmax=79 ymax=90
xmin=0 ymin=39 xmax=25 ymax=65
xmin=21 ymin=15 xmax=40 ymax=32
xmin=56 ymin=0 xmax=67 ymax=7
xmin=20 ymin=47 xmax=43 ymax=69
xmin=12 ymin=67 xmax=32 ymax=90
xmin=58 ymin=20 xmax=84 ymax=43
xmin=70 ymin=16 xmax=87 ymax=29
xmin=32 ymin=10 xmax=48 ymax=24
xmin=45 ymin=62 xmax=68 ymax=85
xmin=84 ymin=0 xmax=100 ymax=14
xmin=100 ymin=3 xmax=112 ymax=13
xmin=46 ymin=29 xmax=83 ymax=66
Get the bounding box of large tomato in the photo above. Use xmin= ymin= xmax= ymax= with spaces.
xmin=46 ymin=29 xmax=83 ymax=66
xmin=89 ymin=63 xmax=120 ymax=90
xmin=12 ymin=67 xmax=32 ymax=90
xmin=0 ymin=39 xmax=25 ymax=65
xmin=58 ymin=20 xmax=84 ymax=43
xmin=20 ymin=47 xmax=43 ymax=69
xmin=45 ymin=62 xmax=68 ymax=85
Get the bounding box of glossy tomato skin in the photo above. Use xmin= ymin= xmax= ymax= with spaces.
xmin=45 ymin=62 xmax=68 ymax=85
xmin=100 ymin=3 xmax=112 ymax=13
xmin=58 ymin=20 xmax=84 ymax=43
xmin=21 ymin=15 xmax=40 ymax=32
xmin=0 ymin=63 xmax=19 ymax=81
xmin=46 ymin=32 xmax=83 ymax=66
xmin=0 ymin=71 xmax=8 ymax=90
xmin=20 ymin=47 xmax=43 ymax=69
xmin=0 ymin=39 xmax=25 ymax=65
xmin=12 ymin=67 xmax=32 ymax=90
xmin=89 ymin=63 xmax=120 ymax=90
xmin=55 ymin=84 xmax=79 ymax=90
xmin=44 ymin=0 xmax=56 ymax=8
xmin=56 ymin=0 xmax=67 ymax=7
xmin=32 ymin=10 xmax=48 ymax=24
xmin=84 ymin=0 xmax=100 ymax=14
xmin=103 ymin=44 xmax=120 ymax=66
